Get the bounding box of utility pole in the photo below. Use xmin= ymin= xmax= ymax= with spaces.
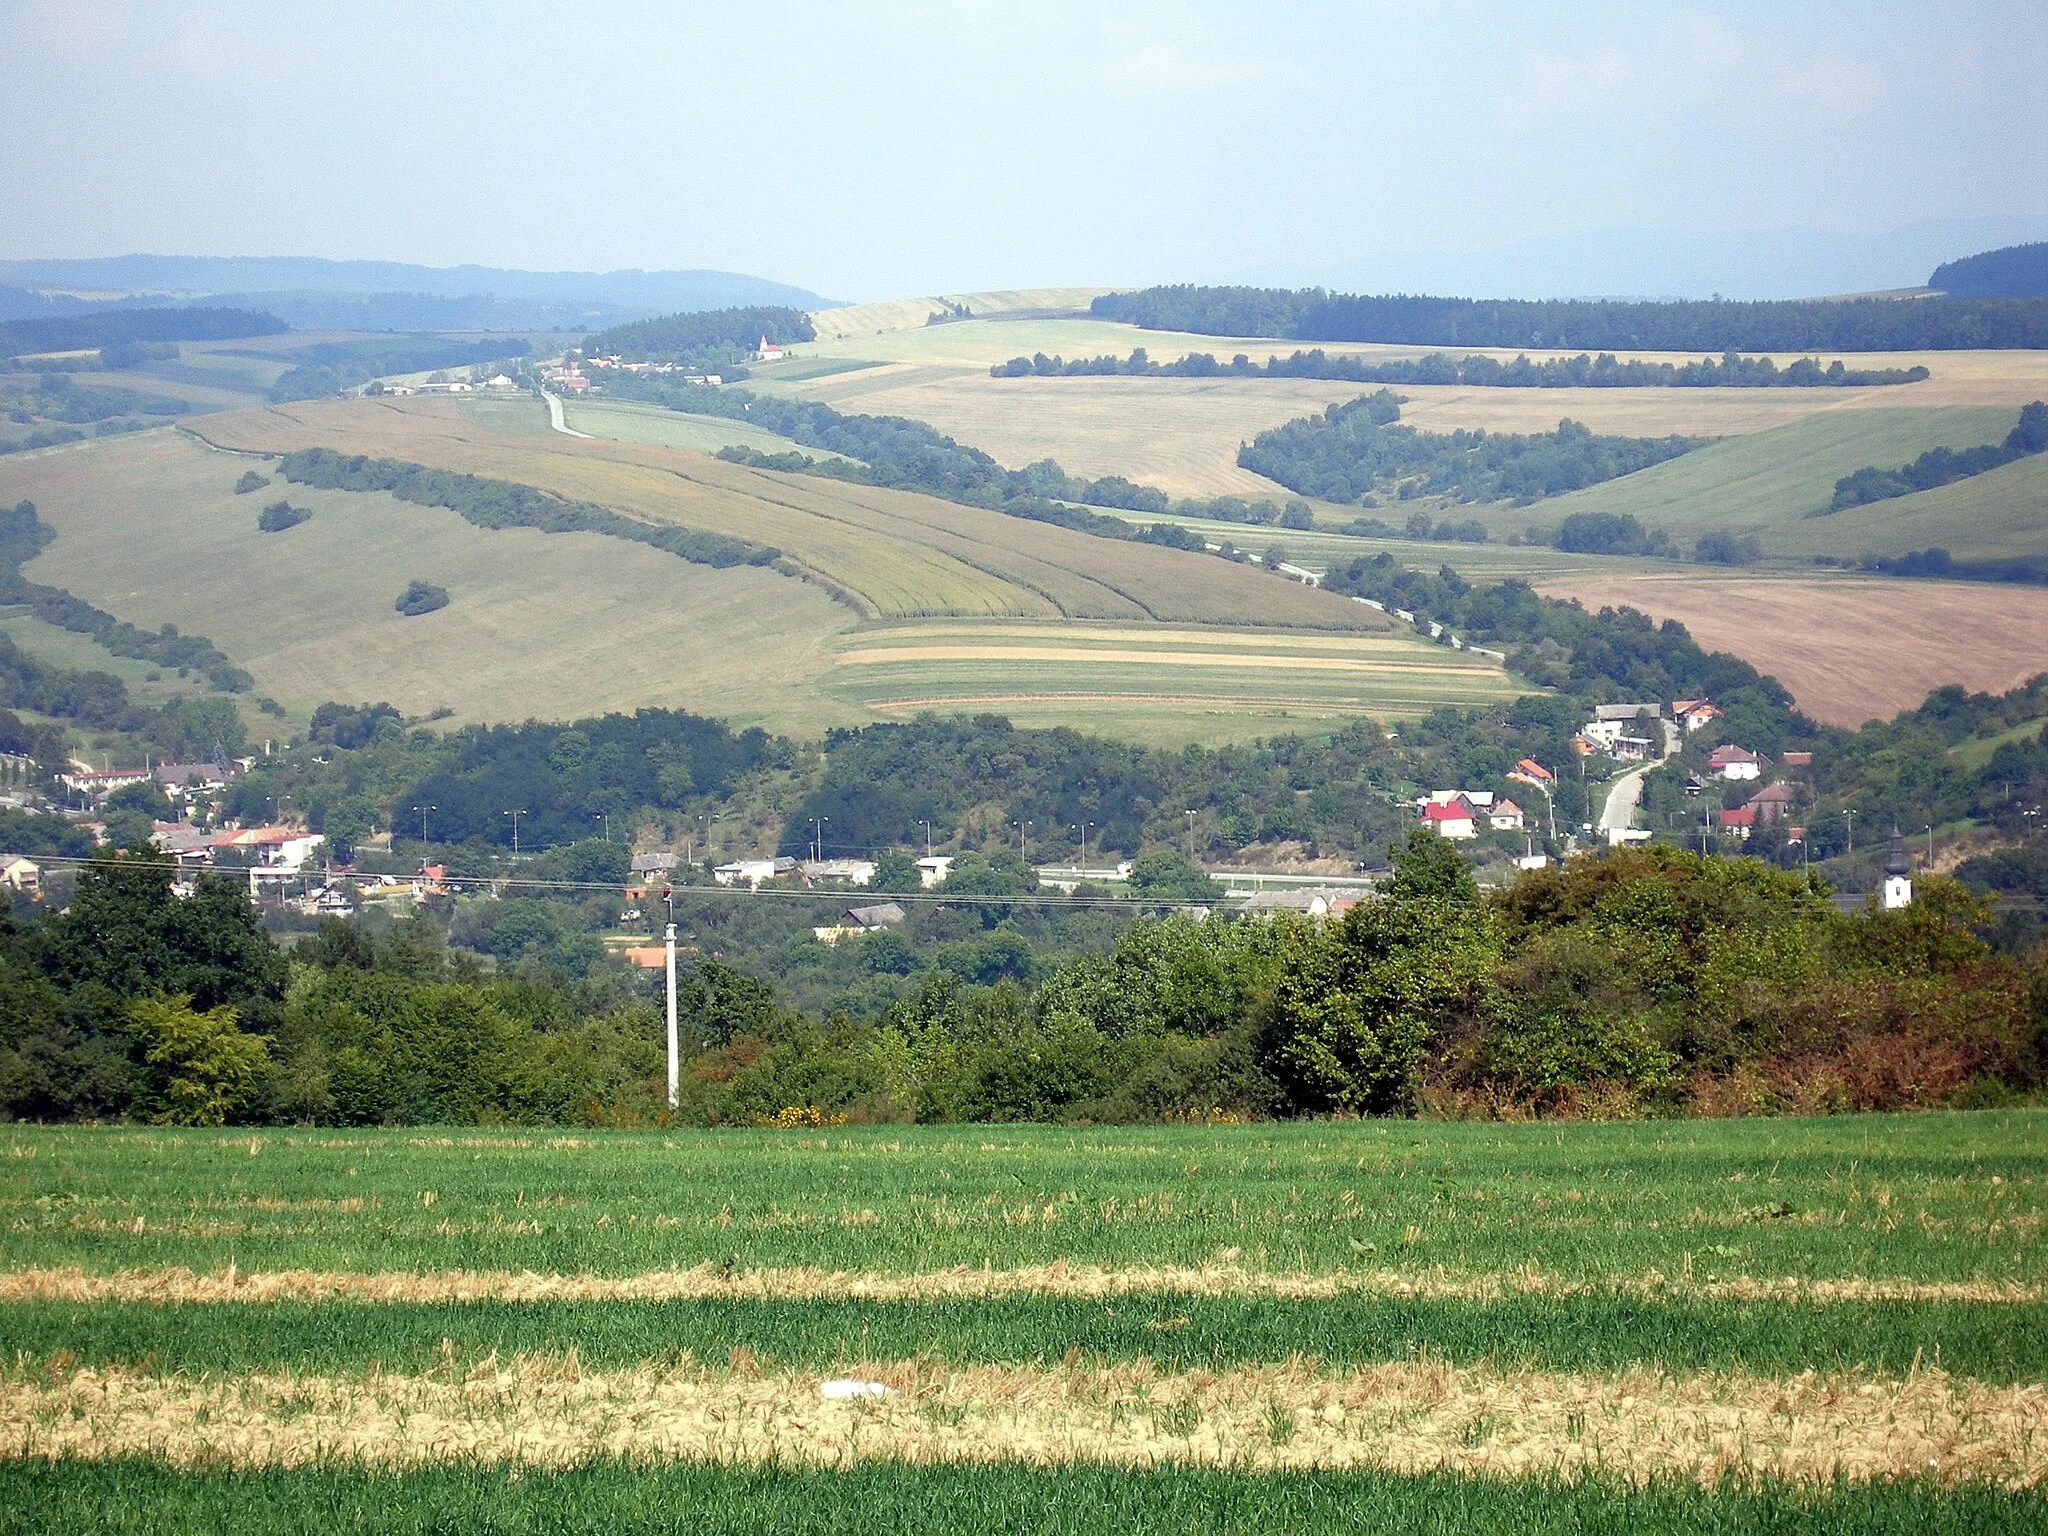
xmin=595 ymin=812 xmax=610 ymax=842
xmin=1842 ymin=809 xmax=1854 ymax=858
xmin=1083 ymin=821 xmax=1094 ymax=873
xmin=1926 ymin=824 xmax=1935 ymax=869
xmin=664 ymin=919 xmax=679 ymax=1112
xmin=504 ymin=808 xmax=526 ymax=855
xmin=918 ymin=819 xmax=933 ymax=858
xmin=1185 ymin=810 xmax=1197 ymax=860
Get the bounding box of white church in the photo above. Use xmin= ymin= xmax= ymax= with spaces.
xmin=1882 ymin=827 xmax=1913 ymax=910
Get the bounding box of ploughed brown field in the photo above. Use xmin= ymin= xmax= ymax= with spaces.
xmin=1535 ymin=572 xmax=2048 ymax=726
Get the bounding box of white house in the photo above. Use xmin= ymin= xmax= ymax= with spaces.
xmin=713 ymin=856 xmax=797 ymax=887
xmin=1489 ymin=799 xmax=1525 ymax=832
xmin=1420 ymin=798 xmax=1478 ymax=839
xmin=1 ymin=855 xmax=39 ymax=893
xmin=916 ymin=855 xmax=955 ymax=888
xmin=1708 ymin=744 xmax=1762 ymax=781
xmin=813 ymin=900 xmax=906 ymax=944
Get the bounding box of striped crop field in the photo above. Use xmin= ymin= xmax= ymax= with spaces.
xmin=822 ymin=621 xmax=1523 ymax=745
xmin=4 ymin=1115 xmax=2046 ymax=1531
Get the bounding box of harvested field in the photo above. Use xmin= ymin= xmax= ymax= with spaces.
xmin=1535 ymin=573 xmax=2048 ymax=726
xmin=6 ymin=1357 xmax=2040 ymax=1488
xmin=3 ymin=1116 xmax=2043 ymax=1522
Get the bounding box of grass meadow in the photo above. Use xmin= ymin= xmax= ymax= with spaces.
xmin=1 ymin=1114 xmax=2043 ymax=1530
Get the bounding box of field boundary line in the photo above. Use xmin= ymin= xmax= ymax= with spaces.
xmin=3 ymin=1264 xmax=2037 ymax=1307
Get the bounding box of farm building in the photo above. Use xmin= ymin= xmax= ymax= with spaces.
xmin=813 ymin=901 xmax=907 ymax=944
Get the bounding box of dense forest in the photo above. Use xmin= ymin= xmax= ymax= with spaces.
xmin=276 ymin=449 xmax=779 ymax=568
xmin=1831 ymin=401 xmax=2048 ymax=509
xmin=0 ymin=306 xmax=287 ymax=356
xmin=1091 ymin=286 xmax=2048 ymax=352
xmin=582 ymin=305 xmax=815 ymax=364
xmin=1238 ymin=389 xmax=1704 ymax=506
xmin=0 ymin=831 xmax=2034 ymax=1127
xmin=1930 ymin=242 xmax=2048 ymax=300
xmin=995 ymin=348 xmax=1929 ymax=389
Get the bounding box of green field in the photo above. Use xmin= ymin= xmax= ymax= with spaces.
xmin=1521 ymin=407 xmax=2028 ymax=560
xmin=1 ymin=1115 xmax=2043 ymax=1524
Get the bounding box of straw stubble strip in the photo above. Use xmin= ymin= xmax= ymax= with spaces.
xmin=2 ymin=1357 xmax=2041 ymax=1489
xmin=0 ymin=1264 xmax=2036 ymax=1307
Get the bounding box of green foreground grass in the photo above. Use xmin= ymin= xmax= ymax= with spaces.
xmin=5 ymin=1113 xmax=2042 ymax=1283
xmin=1 ymin=1461 xmax=2036 ymax=1536
xmin=8 ymin=1292 xmax=2042 ymax=1382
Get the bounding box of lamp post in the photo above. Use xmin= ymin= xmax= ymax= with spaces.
xmin=918 ymin=819 xmax=933 ymax=858
xmin=412 ymin=805 xmax=435 ymax=849
xmin=664 ymin=918 xmax=678 ymax=1111
xmin=1185 ymin=810 xmax=1197 ymax=861
xmin=1842 ymin=809 xmax=1854 ymax=858
xmin=503 ymin=808 xmax=526 ymax=856
xmin=594 ymin=812 xmax=611 ymax=842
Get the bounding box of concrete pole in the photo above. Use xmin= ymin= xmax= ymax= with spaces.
xmin=664 ymin=922 xmax=679 ymax=1111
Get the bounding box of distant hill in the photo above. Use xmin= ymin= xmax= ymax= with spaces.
xmin=0 ymin=257 xmax=839 ymax=334
xmin=1930 ymin=242 xmax=2048 ymax=300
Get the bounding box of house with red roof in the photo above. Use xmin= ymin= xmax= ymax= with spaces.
xmin=1717 ymin=806 xmax=1756 ymax=839
xmin=1420 ymin=797 xmax=1478 ymax=839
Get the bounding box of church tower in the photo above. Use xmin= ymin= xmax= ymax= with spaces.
xmin=1882 ymin=826 xmax=1913 ymax=910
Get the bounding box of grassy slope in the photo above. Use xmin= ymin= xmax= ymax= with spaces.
xmin=0 ymin=430 xmax=858 ymax=734
xmin=1518 ymin=408 xmax=2022 ymax=555
xmin=560 ymin=397 xmax=826 ymax=459
xmin=0 ymin=402 xmax=1525 ymax=746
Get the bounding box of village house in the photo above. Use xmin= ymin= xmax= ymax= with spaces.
xmin=154 ymin=762 xmax=231 ymax=800
xmin=714 ymin=856 xmax=797 ymax=887
xmin=813 ymin=901 xmax=906 ymax=943
xmin=1746 ymin=781 xmax=1797 ymax=826
xmin=1238 ymin=888 xmax=1359 ymax=919
xmin=798 ymin=858 xmax=878 ymax=886
xmin=915 ymin=855 xmax=955 ymax=887
xmin=1419 ymin=797 xmax=1478 ymax=839
xmin=1 ymin=855 xmax=39 ymax=894
xmin=1671 ymin=699 xmax=1724 ymax=733
xmin=629 ymin=852 xmax=678 ymax=877
xmin=59 ymin=767 xmax=153 ymax=799
xmin=1489 ymin=799 xmax=1525 ymax=832
xmin=1507 ymin=758 xmax=1554 ymax=790
xmin=1718 ymin=806 xmax=1756 ymax=840
xmin=150 ymin=822 xmax=216 ymax=867
xmin=1708 ymin=744 xmax=1763 ymax=781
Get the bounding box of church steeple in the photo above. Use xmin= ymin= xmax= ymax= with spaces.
xmin=1882 ymin=826 xmax=1913 ymax=910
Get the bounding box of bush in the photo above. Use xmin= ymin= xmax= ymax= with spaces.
xmin=396 ymin=580 xmax=449 ymax=616
xmin=257 ymin=500 xmax=311 ymax=533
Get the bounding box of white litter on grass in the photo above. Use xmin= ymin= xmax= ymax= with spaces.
xmin=819 ymin=1378 xmax=893 ymax=1400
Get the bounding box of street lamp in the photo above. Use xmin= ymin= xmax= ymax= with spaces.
xmin=594 ymin=812 xmax=611 ymax=842
xmin=918 ymin=818 xmax=933 ymax=858
xmin=412 ymin=804 xmax=435 ymax=848
xmin=1842 ymin=808 xmax=1854 ymax=857
xmin=1185 ymin=810 xmax=1197 ymax=860
xmin=503 ymin=808 xmax=526 ymax=855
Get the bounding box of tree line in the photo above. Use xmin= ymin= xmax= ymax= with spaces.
xmin=581 ymin=305 xmax=815 ymax=364
xmin=1091 ymin=285 xmax=2048 ymax=352
xmin=1 ymin=830 xmax=2034 ymax=1127
xmin=0 ymin=306 xmax=286 ymax=358
xmin=275 ymin=449 xmax=779 ymax=568
xmin=0 ymin=501 xmax=251 ymax=691
xmin=995 ymin=347 xmax=1929 ymax=389
xmin=1832 ymin=401 xmax=2048 ymax=510
xmin=1238 ymin=390 xmax=1704 ymax=507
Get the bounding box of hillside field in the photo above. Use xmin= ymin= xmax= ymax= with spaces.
xmin=2 ymin=1113 xmax=2043 ymax=1528
xmin=0 ymin=406 xmax=1522 ymax=745
xmin=1535 ymin=571 xmax=2048 ymax=725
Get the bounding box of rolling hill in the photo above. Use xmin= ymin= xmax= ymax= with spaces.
xmin=0 ymin=397 xmax=1520 ymax=745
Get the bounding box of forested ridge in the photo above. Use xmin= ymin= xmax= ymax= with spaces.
xmin=0 ymin=306 xmax=287 ymax=356
xmin=996 ymin=347 xmax=1929 ymax=389
xmin=1092 ymin=285 xmax=2048 ymax=351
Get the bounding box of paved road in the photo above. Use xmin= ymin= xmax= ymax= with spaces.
xmin=1597 ymin=719 xmax=1682 ymax=844
xmin=542 ymin=390 xmax=593 ymax=438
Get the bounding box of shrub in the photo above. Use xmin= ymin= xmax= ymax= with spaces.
xmin=396 ymin=580 xmax=449 ymax=616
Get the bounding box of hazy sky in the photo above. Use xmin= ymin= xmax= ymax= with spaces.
xmin=6 ymin=0 xmax=2046 ymax=300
